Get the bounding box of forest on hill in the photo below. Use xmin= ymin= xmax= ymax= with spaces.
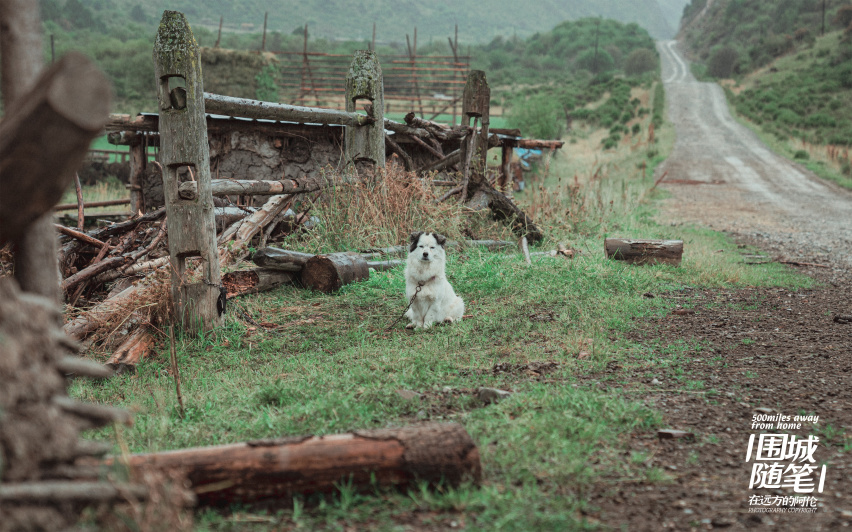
xmin=35 ymin=0 xmax=663 ymax=143
xmin=40 ymin=0 xmax=688 ymax=42
xmin=680 ymin=0 xmax=852 ymax=171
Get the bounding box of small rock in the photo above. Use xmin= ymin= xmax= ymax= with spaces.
xmin=442 ymin=386 xmax=453 ymax=393
xmin=754 ymin=407 xmax=773 ymax=414
xmin=396 ymin=389 xmax=422 ymax=401
xmin=711 ymin=516 xmax=734 ymax=527
xmin=478 ymin=387 xmax=512 ymax=404
xmin=839 ymin=509 xmax=852 ymax=518
xmin=658 ymin=429 xmax=694 ymax=441
xmin=651 ymin=378 xmax=662 ymax=386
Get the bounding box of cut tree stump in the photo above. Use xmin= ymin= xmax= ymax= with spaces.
xmin=604 ymin=238 xmax=683 ymax=266
xmin=301 ymin=252 xmax=369 ymax=293
xmin=105 ymin=326 xmax=155 ymax=372
xmin=118 ymin=422 xmax=481 ymax=506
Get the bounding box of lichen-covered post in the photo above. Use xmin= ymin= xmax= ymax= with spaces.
xmin=154 ymin=10 xmax=223 ymax=333
xmin=344 ymin=50 xmax=385 ymax=168
xmin=462 ymin=70 xmax=490 ymax=184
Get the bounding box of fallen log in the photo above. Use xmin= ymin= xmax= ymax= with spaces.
xmin=204 ymin=93 xmax=372 ymax=127
xmin=105 ymin=326 xmax=156 ymax=372
xmin=61 ymin=255 xmax=130 ymax=293
xmin=220 ymin=194 xmax=294 ymax=265
xmin=251 ymin=248 xmax=314 ymax=271
xmin=54 ymin=198 xmax=131 ymax=211
xmin=301 ymin=252 xmax=369 ymax=293
xmin=0 ymin=481 xmax=148 ymax=503
xmin=404 ymin=112 xmax=469 ymax=141
xmin=366 ymin=259 xmax=405 ymax=272
xmin=470 ymin=185 xmax=544 ymax=243
xmin=63 ymin=282 xmax=144 ymax=341
xmin=179 ymin=177 xmax=324 ymax=200
xmin=516 ymin=139 xmax=564 ymax=150
xmin=421 ymin=149 xmax=462 ymax=173
xmin=222 ymin=268 xmax=296 ymax=297
xmin=54 ymin=224 xmax=110 ymax=249
xmin=119 ymin=422 xmax=480 ymax=506
xmin=604 ymin=238 xmax=683 ymax=266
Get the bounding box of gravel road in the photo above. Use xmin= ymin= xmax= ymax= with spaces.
xmin=655 ymin=40 xmax=852 ymax=275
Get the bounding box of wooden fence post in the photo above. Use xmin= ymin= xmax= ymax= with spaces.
xmin=344 ymin=50 xmax=385 ymax=168
xmin=462 ymin=70 xmax=490 ymax=181
xmin=154 ymin=10 xmax=223 ymax=333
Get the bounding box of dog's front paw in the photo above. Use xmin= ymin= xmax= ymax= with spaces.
xmin=405 ymin=323 xmax=416 ymax=330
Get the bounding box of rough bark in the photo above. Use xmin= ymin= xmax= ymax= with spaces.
xmin=155 ymin=11 xmax=223 ymax=333
xmin=301 ymin=252 xmax=369 ymax=293
xmin=104 ymin=326 xmax=156 ymax=372
xmin=222 ymin=268 xmax=296 ymax=297
xmin=119 ymin=422 xmax=481 ymax=506
xmin=604 ymin=238 xmax=684 ymax=266
xmin=251 ymin=248 xmax=314 ymax=271
xmin=204 ymin=93 xmax=371 ymax=127
xmin=178 ymin=177 xmax=324 ymax=200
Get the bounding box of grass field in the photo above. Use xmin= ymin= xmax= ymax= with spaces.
xmin=70 ymin=84 xmax=814 ymax=530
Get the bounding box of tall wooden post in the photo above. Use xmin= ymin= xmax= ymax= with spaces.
xmin=261 ymin=12 xmax=268 ymax=51
xmin=344 ymin=50 xmax=385 ymax=168
xmin=462 ymin=70 xmax=490 ymax=190
xmin=128 ymin=135 xmax=147 ymax=214
xmin=154 ymin=11 xmax=223 ymax=333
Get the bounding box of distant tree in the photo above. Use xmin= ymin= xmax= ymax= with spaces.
xmin=63 ymin=0 xmax=99 ymax=30
xmin=129 ymin=5 xmax=147 ymax=24
xmin=624 ymin=48 xmax=658 ymax=76
xmin=834 ymin=6 xmax=852 ymax=28
xmin=707 ymin=46 xmax=739 ymax=78
xmin=576 ymin=48 xmax=614 ymax=74
xmin=255 ymin=64 xmax=279 ymax=102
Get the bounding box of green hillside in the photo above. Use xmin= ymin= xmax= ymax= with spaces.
xmin=42 ymin=0 xmax=687 ymax=42
xmin=680 ymin=0 xmax=852 ymax=184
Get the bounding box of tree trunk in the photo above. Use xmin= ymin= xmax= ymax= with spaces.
xmin=301 ymin=252 xmax=369 ymax=293
xmin=251 ymin=248 xmax=315 ymax=271
xmin=222 ymin=268 xmax=296 ymax=297
xmin=119 ymin=423 xmax=481 ymax=507
xmin=604 ymin=238 xmax=683 ymax=266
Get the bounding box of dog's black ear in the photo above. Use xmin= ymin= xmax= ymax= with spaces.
xmin=409 ymin=231 xmax=423 ymax=253
xmin=433 ymin=233 xmax=447 ymax=247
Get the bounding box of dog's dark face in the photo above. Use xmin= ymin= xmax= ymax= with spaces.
xmin=409 ymin=232 xmax=446 ymax=262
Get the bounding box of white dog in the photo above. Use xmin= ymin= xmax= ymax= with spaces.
xmin=404 ymin=232 xmax=465 ymax=330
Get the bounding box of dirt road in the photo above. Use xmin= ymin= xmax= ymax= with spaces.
xmin=587 ymin=43 xmax=852 ymax=530
xmin=655 ymin=40 xmax=852 ymax=273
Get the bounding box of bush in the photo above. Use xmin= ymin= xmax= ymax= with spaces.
xmin=793 ymin=150 xmax=809 ymax=160
xmin=505 ymin=94 xmax=566 ymax=139
xmin=707 ymin=46 xmax=739 ymax=78
xmin=254 ymin=64 xmax=279 ymax=102
xmin=624 ymin=48 xmax=658 ymax=76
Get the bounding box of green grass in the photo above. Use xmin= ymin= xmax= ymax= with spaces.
xmin=69 ymin=84 xmax=817 ymax=530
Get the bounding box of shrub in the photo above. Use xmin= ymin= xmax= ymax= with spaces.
xmin=254 ymin=64 xmax=279 ymax=102
xmin=834 ymin=6 xmax=852 ymax=29
xmin=793 ymin=150 xmax=809 ymax=160
xmin=624 ymin=48 xmax=658 ymax=76
xmin=505 ymin=94 xmax=566 ymax=139
xmin=707 ymin=46 xmax=739 ymax=78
